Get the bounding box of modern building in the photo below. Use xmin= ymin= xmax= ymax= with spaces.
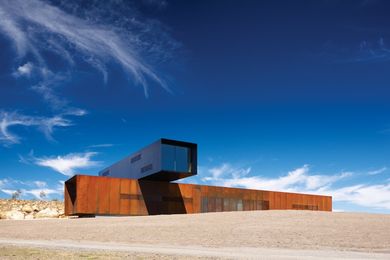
xmin=98 ymin=139 xmax=197 ymax=181
xmin=65 ymin=139 xmax=332 ymax=217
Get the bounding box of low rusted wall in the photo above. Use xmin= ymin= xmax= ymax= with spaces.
xmin=65 ymin=175 xmax=332 ymax=216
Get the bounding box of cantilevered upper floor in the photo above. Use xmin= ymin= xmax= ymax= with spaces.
xmin=98 ymin=138 xmax=197 ymax=181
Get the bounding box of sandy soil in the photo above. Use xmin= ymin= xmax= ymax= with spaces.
xmin=0 ymin=210 xmax=389 ymax=259
xmin=0 ymin=245 xmax=209 ymax=260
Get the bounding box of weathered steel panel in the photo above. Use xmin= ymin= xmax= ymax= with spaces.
xmin=302 ymin=193 xmax=308 ymax=209
xmin=280 ymin=192 xmax=287 ymax=210
xmin=264 ymin=191 xmax=270 ymax=209
xmin=275 ymin=192 xmax=281 ymax=209
xmin=109 ymin=178 xmax=121 ymax=214
xmin=284 ymin=193 xmax=290 ymax=209
xmin=322 ymin=196 xmax=327 ymax=211
xmin=128 ymin=180 xmax=140 ymax=215
xmin=215 ymin=197 xmax=222 ymax=212
xmin=208 ymin=196 xmax=216 ymax=212
xmin=86 ymin=176 xmax=98 ymax=213
xmin=77 ymin=176 xmax=89 ymax=213
xmin=97 ymin=177 xmax=110 ymax=215
xmin=119 ymin=179 xmax=131 ymax=215
xmin=179 ymin=184 xmax=193 ymax=213
xmin=251 ymin=192 xmax=256 ymax=211
xmin=268 ymin=191 xmax=275 ymax=209
xmin=192 ymin=185 xmax=201 ymax=213
xmin=65 ymin=175 xmax=332 ymax=216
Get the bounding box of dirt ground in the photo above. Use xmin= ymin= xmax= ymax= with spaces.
xmin=0 ymin=245 xmax=215 ymax=260
xmin=0 ymin=210 xmax=389 ymax=259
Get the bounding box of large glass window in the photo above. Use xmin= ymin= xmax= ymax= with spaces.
xmin=162 ymin=144 xmax=175 ymax=171
xmin=162 ymin=144 xmax=191 ymax=172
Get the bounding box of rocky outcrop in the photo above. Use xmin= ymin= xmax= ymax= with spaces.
xmin=0 ymin=199 xmax=65 ymax=220
xmin=21 ymin=204 xmax=33 ymax=213
xmin=35 ymin=208 xmax=60 ymax=218
xmin=0 ymin=209 xmax=25 ymax=220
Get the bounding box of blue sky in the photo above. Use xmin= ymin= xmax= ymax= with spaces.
xmin=0 ymin=0 xmax=389 ymax=213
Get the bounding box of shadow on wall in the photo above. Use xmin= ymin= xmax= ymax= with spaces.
xmin=65 ymin=178 xmax=77 ymax=215
xmin=138 ymin=180 xmax=187 ymax=215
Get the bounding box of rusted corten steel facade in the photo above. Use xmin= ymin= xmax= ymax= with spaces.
xmin=65 ymin=175 xmax=332 ymax=216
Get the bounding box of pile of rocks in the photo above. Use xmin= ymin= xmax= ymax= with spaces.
xmin=0 ymin=199 xmax=65 ymax=220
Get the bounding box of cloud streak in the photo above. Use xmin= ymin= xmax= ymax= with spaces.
xmin=0 ymin=0 xmax=178 ymax=145
xmin=328 ymin=38 xmax=390 ymax=64
xmin=33 ymin=152 xmax=100 ymax=176
xmin=87 ymin=143 xmax=115 ymax=148
xmin=0 ymin=0 xmax=176 ymax=97
xmin=0 ymin=110 xmax=84 ymax=145
xmin=203 ymin=164 xmax=350 ymax=194
xmin=367 ymin=167 xmax=387 ymax=175
xmin=354 ymin=38 xmax=390 ymax=63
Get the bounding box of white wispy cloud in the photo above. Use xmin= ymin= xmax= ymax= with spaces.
xmin=200 ymin=163 xmax=390 ymax=210
xmin=0 ymin=188 xmax=62 ymax=199
xmin=0 ymin=178 xmax=23 ymax=189
xmin=0 ymin=178 xmax=63 ymax=199
xmin=0 ymin=189 xmax=17 ymax=196
xmin=202 ymin=163 xmax=251 ymax=181
xmin=33 ymin=181 xmax=47 ymax=188
xmin=323 ymin=38 xmax=390 ymax=64
xmin=330 ymin=183 xmax=390 ymax=210
xmin=0 ymin=5 xmax=28 ymax=57
xmin=23 ymin=188 xmax=62 ymax=199
xmin=204 ymin=164 xmax=350 ymax=193
xmin=0 ymin=179 xmax=7 ymax=188
xmin=367 ymin=167 xmax=387 ymax=175
xmin=0 ymin=0 xmax=177 ymax=145
xmin=354 ymin=38 xmax=390 ymax=62
xmin=30 ymin=72 xmax=69 ymax=111
xmin=0 ymin=0 xmax=177 ymax=97
xmin=28 ymin=68 xmax=88 ymax=114
xmin=13 ymin=62 xmax=34 ymax=77
xmin=0 ymin=110 xmax=82 ymax=145
xmin=88 ymin=143 xmax=115 ymax=148
xmin=142 ymin=0 xmax=168 ymax=9
xmin=37 ymin=115 xmax=73 ymax=141
xmin=33 ymin=152 xmax=100 ymax=176
xmin=348 ymin=38 xmax=390 ymax=63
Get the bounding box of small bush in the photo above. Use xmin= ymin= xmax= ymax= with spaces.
xmin=11 ymin=190 xmax=22 ymax=200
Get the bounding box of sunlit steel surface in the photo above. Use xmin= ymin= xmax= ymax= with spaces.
xmin=98 ymin=139 xmax=197 ymax=182
xmin=65 ymin=175 xmax=332 ymax=216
